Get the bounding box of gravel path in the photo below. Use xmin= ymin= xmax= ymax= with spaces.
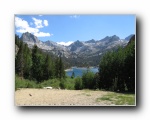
xmin=15 ymin=88 xmax=114 ymax=106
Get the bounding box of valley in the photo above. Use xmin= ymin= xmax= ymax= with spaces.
xmin=15 ymin=15 xmax=136 ymax=106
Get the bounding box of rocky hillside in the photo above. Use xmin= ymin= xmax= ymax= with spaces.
xmin=19 ymin=32 xmax=134 ymax=67
xmin=125 ymin=34 xmax=134 ymax=41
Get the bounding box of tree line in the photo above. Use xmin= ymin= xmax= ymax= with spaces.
xmin=15 ymin=34 xmax=65 ymax=83
xmin=99 ymin=35 xmax=135 ymax=92
xmin=74 ymin=35 xmax=135 ymax=93
xmin=15 ymin=34 xmax=135 ymax=93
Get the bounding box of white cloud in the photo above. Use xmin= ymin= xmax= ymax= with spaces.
xmin=70 ymin=15 xmax=80 ymax=19
xmin=57 ymin=41 xmax=73 ymax=46
xmin=43 ymin=20 xmax=48 ymax=26
xmin=34 ymin=32 xmax=52 ymax=37
xmin=15 ymin=16 xmax=52 ymax=37
xmin=15 ymin=17 xmax=29 ymax=28
xmin=32 ymin=17 xmax=43 ymax=28
xmin=16 ymin=28 xmax=39 ymax=33
xmin=15 ymin=17 xmax=39 ymax=33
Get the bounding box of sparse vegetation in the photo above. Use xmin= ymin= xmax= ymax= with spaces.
xmin=96 ymin=92 xmax=135 ymax=105
xmin=15 ymin=75 xmax=37 ymax=90
xmin=15 ymin=75 xmax=75 ymax=90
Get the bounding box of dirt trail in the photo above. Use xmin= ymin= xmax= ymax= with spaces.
xmin=15 ymin=88 xmax=114 ymax=106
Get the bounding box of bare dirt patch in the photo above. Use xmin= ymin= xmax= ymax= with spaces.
xmin=15 ymin=88 xmax=115 ymax=106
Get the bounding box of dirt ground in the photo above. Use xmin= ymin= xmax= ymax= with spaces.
xmin=15 ymin=88 xmax=114 ymax=106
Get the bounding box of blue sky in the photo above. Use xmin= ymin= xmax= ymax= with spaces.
xmin=15 ymin=15 xmax=135 ymax=46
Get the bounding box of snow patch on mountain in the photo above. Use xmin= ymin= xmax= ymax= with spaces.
xmin=57 ymin=41 xmax=74 ymax=46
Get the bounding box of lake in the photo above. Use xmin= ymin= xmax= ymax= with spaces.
xmin=66 ymin=67 xmax=99 ymax=77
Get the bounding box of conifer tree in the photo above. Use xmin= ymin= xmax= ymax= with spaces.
xmin=23 ymin=43 xmax=32 ymax=79
xmin=71 ymin=71 xmax=75 ymax=78
xmin=124 ymin=37 xmax=135 ymax=92
xmin=15 ymin=41 xmax=24 ymax=78
xmin=54 ymin=55 xmax=65 ymax=79
xmin=31 ymin=45 xmax=44 ymax=82
xmin=99 ymin=35 xmax=135 ymax=92
xmin=54 ymin=57 xmax=59 ymax=78
xmin=15 ymin=34 xmax=20 ymax=47
xmin=43 ymin=54 xmax=52 ymax=80
xmin=59 ymin=56 xmax=65 ymax=79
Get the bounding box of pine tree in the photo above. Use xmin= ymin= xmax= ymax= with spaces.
xmin=23 ymin=43 xmax=32 ymax=79
xmin=31 ymin=45 xmax=44 ymax=83
xmin=54 ymin=57 xmax=59 ymax=78
xmin=15 ymin=41 xmax=24 ymax=79
xmin=59 ymin=56 xmax=65 ymax=79
xmin=98 ymin=36 xmax=135 ymax=92
xmin=124 ymin=37 xmax=135 ymax=92
xmin=43 ymin=54 xmax=52 ymax=80
xmin=71 ymin=71 xmax=75 ymax=78
xmin=54 ymin=56 xmax=65 ymax=79
xmin=99 ymin=51 xmax=114 ymax=90
xmin=15 ymin=34 xmax=20 ymax=46
xmin=31 ymin=45 xmax=38 ymax=80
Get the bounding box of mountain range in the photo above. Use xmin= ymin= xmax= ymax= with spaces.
xmin=19 ymin=32 xmax=134 ymax=67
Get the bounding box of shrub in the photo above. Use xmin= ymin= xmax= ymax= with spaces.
xmin=64 ymin=77 xmax=75 ymax=90
xmin=26 ymin=82 xmax=34 ymax=88
xmin=74 ymin=77 xmax=82 ymax=90
xmin=15 ymin=75 xmax=37 ymax=90
xmin=82 ymin=71 xmax=95 ymax=89
xmin=39 ymin=79 xmax=60 ymax=89
xmin=59 ymin=80 xmax=66 ymax=89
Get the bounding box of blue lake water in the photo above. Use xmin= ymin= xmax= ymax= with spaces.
xmin=66 ymin=67 xmax=99 ymax=78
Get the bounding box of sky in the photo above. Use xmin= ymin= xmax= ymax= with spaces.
xmin=15 ymin=14 xmax=135 ymax=46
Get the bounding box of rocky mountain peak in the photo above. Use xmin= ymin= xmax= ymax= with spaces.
xmin=73 ymin=40 xmax=83 ymax=46
xmin=85 ymin=39 xmax=96 ymax=43
xmin=68 ymin=40 xmax=84 ymax=51
xmin=19 ymin=32 xmax=131 ymax=61
xmin=20 ymin=32 xmax=40 ymax=43
xmin=44 ymin=40 xmax=57 ymax=47
xmin=111 ymin=35 xmax=120 ymax=41
xmin=100 ymin=35 xmax=120 ymax=42
xmin=125 ymin=34 xmax=134 ymax=41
